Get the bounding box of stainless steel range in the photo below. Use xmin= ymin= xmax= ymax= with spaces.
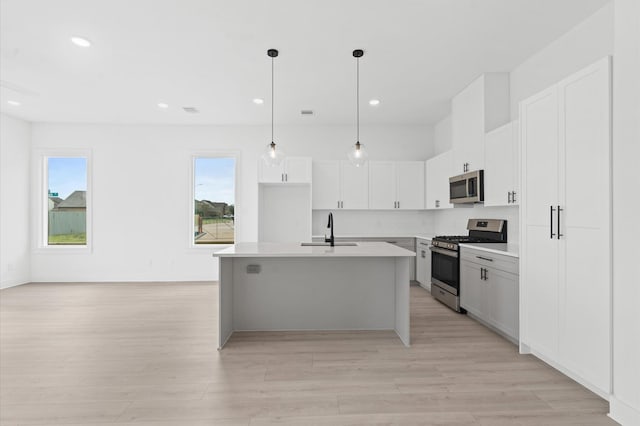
xmin=431 ymin=219 xmax=507 ymax=312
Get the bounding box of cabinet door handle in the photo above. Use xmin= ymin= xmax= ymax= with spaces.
xmin=476 ymin=256 xmax=494 ymax=262
xmin=397 ymin=201 xmax=400 ymax=209
xmin=341 ymin=201 xmax=344 ymax=208
xmin=337 ymin=201 xmax=340 ymax=208
xmin=484 ymin=268 xmax=488 ymax=281
xmin=511 ymin=191 xmax=516 ymax=203
xmin=507 ymin=192 xmax=512 ymax=204
xmin=285 ymin=173 xmax=288 ymax=182
xmin=550 ymin=205 xmax=556 ymax=239
xmin=421 ymin=250 xmax=426 ymax=258
xmin=557 ymin=206 xmax=563 ymax=239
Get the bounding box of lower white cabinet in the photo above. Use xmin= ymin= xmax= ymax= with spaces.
xmin=415 ymin=238 xmax=431 ymax=290
xmin=460 ymin=247 xmax=519 ymax=343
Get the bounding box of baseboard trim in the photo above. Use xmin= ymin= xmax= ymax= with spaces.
xmin=609 ymin=396 xmax=640 ymax=425
xmin=0 ymin=278 xmax=29 ymax=290
xmin=529 ymin=348 xmax=610 ymax=401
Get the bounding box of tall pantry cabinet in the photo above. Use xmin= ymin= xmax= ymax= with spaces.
xmin=520 ymin=57 xmax=611 ymax=398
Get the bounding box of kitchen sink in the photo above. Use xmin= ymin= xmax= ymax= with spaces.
xmin=300 ymin=242 xmax=358 ymax=246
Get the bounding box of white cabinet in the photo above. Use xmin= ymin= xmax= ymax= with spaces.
xmin=451 ymin=73 xmax=510 ymax=174
xmin=259 ymin=157 xmax=312 ymax=183
xmin=312 ymin=161 xmax=369 ymax=210
xmin=415 ymin=238 xmax=432 ymax=290
xmin=425 ymin=151 xmax=453 ymax=210
xmin=520 ymin=57 xmax=611 ymax=397
xmin=341 ymin=162 xmax=369 ymax=209
xmin=369 ymin=161 xmax=424 ymax=210
xmin=484 ymin=121 xmax=519 ymax=206
xmin=460 ymin=247 xmax=519 ymax=343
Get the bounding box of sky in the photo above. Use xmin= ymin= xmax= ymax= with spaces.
xmin=194 ymin=157 xmax=235 ymax=204
xmin=48 ymin=157 xmax=87 ymax=199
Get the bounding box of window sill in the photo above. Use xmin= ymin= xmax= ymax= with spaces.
xmin=189 ymin=243 xmax=234 ymax=252
xmin=33 ymin=245 xmax=92 ymax=255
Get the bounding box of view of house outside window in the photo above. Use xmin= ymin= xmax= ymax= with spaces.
xmin=194 ymin=157 xmax=235 ymax=244
xmin=47 ymin=157 xmax=87 ymax=245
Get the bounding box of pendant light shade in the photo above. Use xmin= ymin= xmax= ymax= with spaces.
xmin=262 ymin=49 xmax=285 ymax=167
xmin=348 ymin=49 xmax=368 ymax=167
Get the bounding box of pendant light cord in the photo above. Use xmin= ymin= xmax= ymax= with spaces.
xmin=271 ymin=55 xmax=274 ymax=143
xmin=356 ymin=56 xmax=360 ymax=143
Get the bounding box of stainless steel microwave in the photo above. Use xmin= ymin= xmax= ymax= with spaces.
xmin=449 ymin=170 xmax=484 ymax=204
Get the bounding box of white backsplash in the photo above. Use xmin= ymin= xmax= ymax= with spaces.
xmin=312 ymin=210 xmax=434 ymax=237
xmin=432 ymin=205 xmax=519 ymax=243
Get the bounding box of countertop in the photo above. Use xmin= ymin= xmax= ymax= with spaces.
xmin=212 ymin=242 xmax=416 ymax=258
xmin=311 ymin=234 xmax=424 ymax=239
xmin=459 ymin=243 xmax=520 ymax=258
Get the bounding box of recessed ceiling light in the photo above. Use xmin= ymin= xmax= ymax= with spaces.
xmin=157 ymin=102 xmax=169 ymax=109
xmin=7 ymin=100 xmax=21 ymax=106
xmin=70 ymin=36 xmax=92 ymax=47
xmin=253 ymin=98 xmax=264 ymax=105
xmin=369 ymin=99 xmax=380 ymax=106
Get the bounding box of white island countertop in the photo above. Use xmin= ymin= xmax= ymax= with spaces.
xmin=459 ymin=242 xmax=520 ymax=258
xmin=212 ymin=242 xmax=416 ymax=258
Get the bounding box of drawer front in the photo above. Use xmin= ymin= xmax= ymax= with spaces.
xmin=460 ymin=248 xmax=519 ymax=275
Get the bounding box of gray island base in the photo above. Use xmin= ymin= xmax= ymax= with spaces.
xmin=213 ymin=242 xmax=415 ymax=349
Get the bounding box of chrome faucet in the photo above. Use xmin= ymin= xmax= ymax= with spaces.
xmin=325 ymin=212 xmax=335 ymax=247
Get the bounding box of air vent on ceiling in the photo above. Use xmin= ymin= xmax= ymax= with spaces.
xmin=183 ymin=106 xmax=199 ymax=113
xmin=300 ymin=110 xmax=314 ymax=116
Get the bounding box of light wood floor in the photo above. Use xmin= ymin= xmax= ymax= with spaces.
xmin=0 ymin=282 xmax=617 ymax=426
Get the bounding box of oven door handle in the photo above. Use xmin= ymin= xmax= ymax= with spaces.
xmin=429 ymin=246 xmax=459 ymax=258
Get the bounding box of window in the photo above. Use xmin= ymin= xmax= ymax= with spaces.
xmin=45 ymin=157 xmax=88 ymax=246
xmin=193 ymin=157 xmax=236 ymax=245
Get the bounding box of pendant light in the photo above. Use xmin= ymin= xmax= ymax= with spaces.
xmin=262 ymin=49 xmax=285 ymax=167
xmin=347 ymin=49 xmax=368 ymax=167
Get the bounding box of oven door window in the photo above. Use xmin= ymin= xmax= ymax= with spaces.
xmin=449 ymin=179 xmax=467 ymax=200
xmin=431 ymin=251 xmax=459 ymax=290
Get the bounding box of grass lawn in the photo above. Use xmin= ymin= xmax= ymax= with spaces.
xmin=48 ymin=233 xmax=87 ymax=245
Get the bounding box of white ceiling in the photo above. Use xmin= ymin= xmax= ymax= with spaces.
xmin=0 ymin=0 xmax=609 ymax=125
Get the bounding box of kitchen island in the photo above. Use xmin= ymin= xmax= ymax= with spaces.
xmin=213 ymin=242 xmax=415 ymax=349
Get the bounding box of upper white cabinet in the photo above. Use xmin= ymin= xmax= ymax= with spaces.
xmin=451 ymin=73 xmax=510 ymax=174
xmin=520 ymin=57 xmax=611 ymax=397
xmin=312 ymin=161 xmax=368 ymax=210
xmin=484 ymin=120 xmax=519 ymax=206
xmin=341 ymin=162 xmax=369 ymax=209
xmin=369 ymin=161 xmax=424 ymax=210
xmin=259 ymin=157 xmax=312 ymax=183
xmin=425 ymin=151 xmax=453 ymax=210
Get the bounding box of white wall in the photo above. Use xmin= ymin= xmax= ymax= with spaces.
xmin=0 ymin=114 xmax=31 ymax=289
xmin=28 ymin=123 xmax=432 ymax=282
xmin=509 ymin=2 xmax=614 ymax=119
xmin=432 ymin=115 xmax=452 ymax=156
xmin=610 ymin=0 xmax=640 ymax=423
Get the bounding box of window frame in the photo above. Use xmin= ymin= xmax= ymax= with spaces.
xmin=189 ymin=151 xmax=240 ymax=250
xmin=35 ymin=149 xmax=93 ymax=253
